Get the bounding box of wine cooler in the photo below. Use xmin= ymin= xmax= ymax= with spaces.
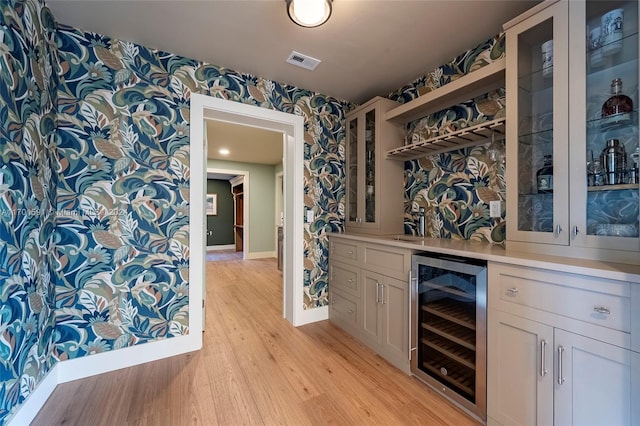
xmin=410 ymin=253 xmax=487 ymax=422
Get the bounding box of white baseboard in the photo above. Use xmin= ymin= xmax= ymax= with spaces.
xmin=294 ymin=305 xmax=328 ymax=326
xmin=206 ymin=244 xmax=235 ymax=251
xmin=8 ymin=332 xmax=201 ymax=424
xmin=245 ymin=251 xmax=276 ymax=259
xmin=8 ymin=364 xmax=59 ymax=426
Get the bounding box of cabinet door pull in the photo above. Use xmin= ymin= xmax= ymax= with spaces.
xmin=557 ymin=346 xmax=565 ymax=385
xmin=555 ymin=224 xmax=563 ymax=236
xmin=380 ymin=284 xmax=385 ymax=305
xmin=573 ymin=226 xmax=580 ymax=237
xmin=347 ymin=278 xmax=354 ymax=283
xmin=376 ymin=282 xmax=380 ymax=304
xmin=506 ymin=287 xmax=519 ymax=296
xmin=540 ymin=339 xmax=548 ymax=377
xmin=593 ymin=306 xmax=611 ymax=315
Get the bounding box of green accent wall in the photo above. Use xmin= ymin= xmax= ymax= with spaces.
xmin=206 ymin=180 xmax=234 ymax=246
xmin=207 ymin=160 xmax=276 ymax=254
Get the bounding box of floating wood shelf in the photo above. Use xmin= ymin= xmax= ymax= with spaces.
xmin=386 ymin=118 xmax=505 ymax=161
xmin=587 ymin=183 xmax=639 ymax=192
xmin=385 ymin=58 xmax=506 ymax=124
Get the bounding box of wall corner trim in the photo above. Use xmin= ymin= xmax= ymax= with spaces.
xmin=8 ymin=334 xmax=201 ymax=424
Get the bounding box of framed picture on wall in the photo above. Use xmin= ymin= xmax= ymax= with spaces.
xmin=206 ymin=193 xmax=217 ymax=215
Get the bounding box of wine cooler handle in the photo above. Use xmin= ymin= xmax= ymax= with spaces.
xmin=557 ymin=346 xmax=565 ymax=385
xmin=540 ymin=339 xmax=548 ymax=377
xmin=408 ymin=270 xmax=418 ymax=361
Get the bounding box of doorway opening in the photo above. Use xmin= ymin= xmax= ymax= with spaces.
xmin=190 ymin=94 xmax=317 ymax=330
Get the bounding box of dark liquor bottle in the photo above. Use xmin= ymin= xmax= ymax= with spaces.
xmin=601 ymin=78 xmax=634 ymax=119
xmin=537 ymin=154 xmax=553 ymax=193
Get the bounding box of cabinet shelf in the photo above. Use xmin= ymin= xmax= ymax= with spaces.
xmin=385 ymin=58 xmax=506 ymax=124
xmin=422 ymin=319 xmax=476 ymax=351
xmin=422 ymin=355 xmax=475 ymax=397
xmin=422 ymin=335 xmax=476 ymax=370
xmin=422 ymin=299 xmax=476 ymax=330
xmin=587 ymin=183 xmax=639 ymax=192
xmin=386 ymin=118 xmax=505 ymax=160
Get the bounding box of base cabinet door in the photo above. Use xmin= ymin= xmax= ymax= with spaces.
xmin=488 ymin=311 xmax=553 ymax=426
xmin=380 ymin=275 xmax=409 ymax=367
xmin=554 ymin=329 xmax=640 ymax=426
xmin=361 ymin=271 xmax=383 ymax=347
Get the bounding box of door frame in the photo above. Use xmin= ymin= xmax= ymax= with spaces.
xmin=191 ymin=94 xmax=322 ymax=327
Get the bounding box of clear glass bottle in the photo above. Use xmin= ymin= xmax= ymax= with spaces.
xmin=537 ymin=154 xmax=554 ymax=193
xmin=601 ymin=78 xmax=634 ymax=118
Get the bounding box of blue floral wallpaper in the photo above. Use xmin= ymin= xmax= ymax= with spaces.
xmin=0 ymin=0 xmax=59 ymax=422
xmin=53 ymin=24 xmax=347 ymax=359
xmin=388 ymin=34 xmax=507 ymax=243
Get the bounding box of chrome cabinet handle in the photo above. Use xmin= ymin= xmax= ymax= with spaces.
xmin=380 ymin=284 xmax=385 ymax=305
xmin=540 ymin=339 xmax=548 ymax=377
xmin=347 ymin=278 xmax=354 ymax=283
xmin=593 ymin=306 xmax=611 ymax=315
xmin=557 ymin=346 xmax=565 ymax=385
xmin=376 ymin=282 xmax=380 ymax=304
xmin=573 ymin=226 xmax=580 ymax=237
xmin=555 ymin=224 xmax=562 ymax=236
xmin=348 ymin=309 xmax=353 ymax=314
xmin=506 ymin=287 xmax=519 ymax=297
xmin=348 ymin=250 xmax=353 ymax=255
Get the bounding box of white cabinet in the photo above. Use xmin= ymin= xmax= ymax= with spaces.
xmin=329 ymin=236 xmax=411 ymax=373
xmin=345 ymin=97 xmax=404 ymax=235
xmin=505 ymin=0 xmax=640 ymax=265
xmin=361 ymin=269 xmax=409 ymax=369
xmin=554 ymin=329 xmax=640 ymax=426
xmin=487 ymin=262 xmax=640 ymax=426
xmin=488 ymin=311 xmax=553 ymax=426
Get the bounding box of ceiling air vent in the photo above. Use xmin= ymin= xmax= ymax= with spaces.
xmin=286 ymin=51 xmax=321 ymax=71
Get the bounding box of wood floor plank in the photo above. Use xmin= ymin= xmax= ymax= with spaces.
xmin=33 ymin=252 xmax=479 ymax=425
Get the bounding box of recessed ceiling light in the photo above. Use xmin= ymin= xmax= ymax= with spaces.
xmin=219 ymin=148 xmax=230 ymax=155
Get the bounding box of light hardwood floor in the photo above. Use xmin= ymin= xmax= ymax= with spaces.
xmin=33 ymin=254 xmax=478 ymax=425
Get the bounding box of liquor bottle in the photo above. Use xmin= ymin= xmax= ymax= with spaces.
xmin=601 ymin=78 xmax=634 ymax=119
xmin=537 ymin=154 xmax=553 ymax=193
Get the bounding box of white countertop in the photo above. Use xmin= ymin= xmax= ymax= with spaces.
xmin=329 ymin=232 xmax=640 ymax=283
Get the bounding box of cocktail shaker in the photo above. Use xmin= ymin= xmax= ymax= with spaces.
xmin=601 ymin=138 xmax=627 ymax=184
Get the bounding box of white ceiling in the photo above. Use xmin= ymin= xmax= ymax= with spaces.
xmin=46 ymin=0 xmax=539 ymax=104
xmin=206 ymin=119 xmax=284 ymax=165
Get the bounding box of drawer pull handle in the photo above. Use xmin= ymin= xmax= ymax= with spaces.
xmin=506 ymin=287 xmax=519 ymax=296
xmin=348 ymin=250 xmax=353 ymax=255
xmin=348 ymin=279 xmax=354 ymax=283
xmin=593 ymin=306 xmax=611 ymax=315
xmin=348 ymin=309 xmax=353 ymax=314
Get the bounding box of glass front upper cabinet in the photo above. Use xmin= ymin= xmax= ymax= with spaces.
xmin=347 ymin=118 xmax=358 ymax=223
xmin=577 ymin=0 xmax=639 ymax=250
xmin=506 ymin=1 xmax=570 ymax=246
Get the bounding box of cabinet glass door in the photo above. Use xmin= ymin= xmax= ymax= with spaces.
xmin=347 ymin=117 xmax=358 ymax=223
xmin=506 ymin=2 xmax=569 ymax=245
xmin=579 ymin=0 xmax=639 ymax=249
xmin=364 ymin=109 xmax=376 ymax=223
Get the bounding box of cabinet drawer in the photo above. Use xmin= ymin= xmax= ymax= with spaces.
xmin=330 ymin=239 xmax=359 ymax=265
xmin=330 ymin=262 xmax=359 ymax=298
xmin=495 ymin=265 xmax=631 ymax=333
xmin=362 ymin=244 xmax=410 ymax=280
xmin=329 ymin=289 xmax=359 ymax=332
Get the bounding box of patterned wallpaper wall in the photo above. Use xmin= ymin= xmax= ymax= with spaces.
xmin=53 ymin=25 xmax=347 ymax=360
xmin=0 ymin=0 xmax=59 ymax=422
xmin=388 ymin=34 xmax=507 ymax=243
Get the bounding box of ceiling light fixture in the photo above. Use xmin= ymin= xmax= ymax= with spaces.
xmin=219 ymin=148 xmax=230 ymax=155
xmin=286 ymin=0 xmax=332 ymax=28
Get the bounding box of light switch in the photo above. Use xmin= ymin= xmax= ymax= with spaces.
xmin=306 ymin=210 xmax=314 ymax=223
xmin=490 ymin=200 xmax=501 ymax=218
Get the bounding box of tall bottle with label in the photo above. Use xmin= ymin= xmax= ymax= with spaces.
xmin=601 ymin=78 xmax=634 ymax=120
xmin=537 ymin=154 xmax=553 ymax=193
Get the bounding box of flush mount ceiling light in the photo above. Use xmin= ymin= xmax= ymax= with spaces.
xmin=286 ymin=0 xmax=332 ymax=28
